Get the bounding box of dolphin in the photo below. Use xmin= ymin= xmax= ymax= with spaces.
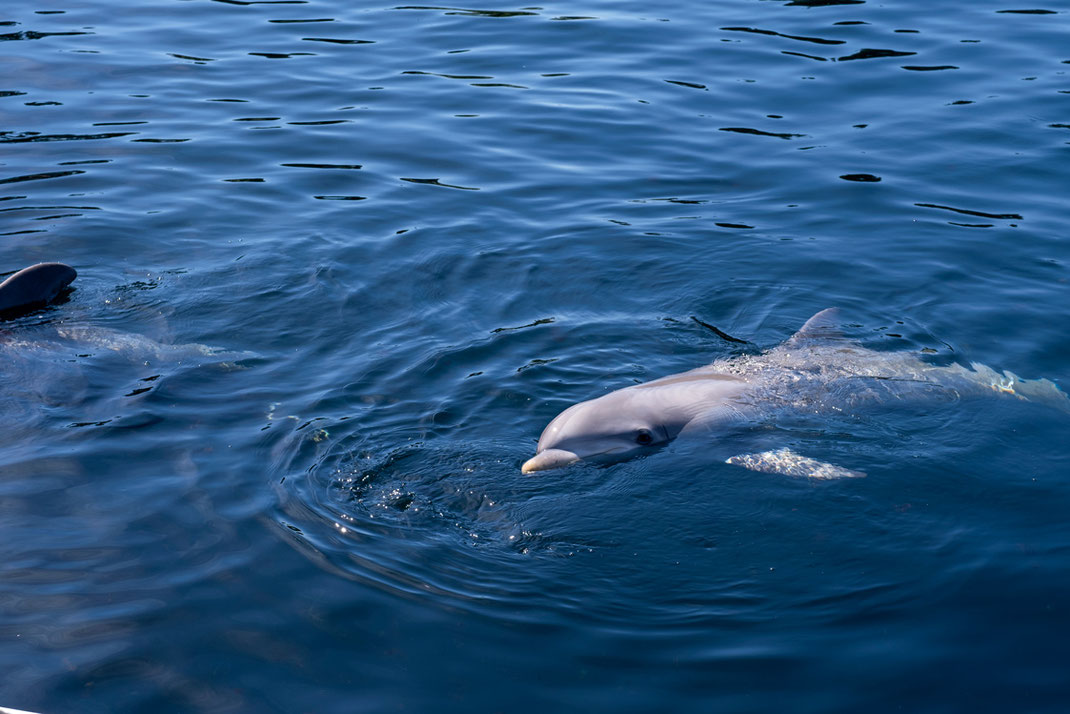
xmin=522 ymin=308 xmax=1069 ymax=478
xmin=0 ymin=262 xmax=255 ymax=441
xmin=0 ymin=262 xmax=77 ymax=319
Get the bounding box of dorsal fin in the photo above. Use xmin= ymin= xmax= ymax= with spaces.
xmin=0 ymin=262 xmax=77 ymax=319
xmin=786 ymin=307 xmax=842 ymax=346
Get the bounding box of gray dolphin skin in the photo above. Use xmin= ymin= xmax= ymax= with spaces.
xmin=522 ymin=308 xmax=1070 ymax=478
xmin=0 ymin=262 xmax=77 ymax=318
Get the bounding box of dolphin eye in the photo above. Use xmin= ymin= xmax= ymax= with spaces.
xmin=635 ymin=429 xmax=653 ymax=446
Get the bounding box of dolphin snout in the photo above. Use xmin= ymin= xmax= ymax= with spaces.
xmin=521 ymin=448 xmax=580 ymax=474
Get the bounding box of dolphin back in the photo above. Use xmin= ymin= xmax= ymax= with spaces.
xmin=967 ymin=361 xmax=1070 ymax=414
xmin=0 ymin=262 xmax=77 ymax=318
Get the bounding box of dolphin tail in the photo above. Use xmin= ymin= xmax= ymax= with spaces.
xmin=969 ymin=362 xmax=1070 ymax=414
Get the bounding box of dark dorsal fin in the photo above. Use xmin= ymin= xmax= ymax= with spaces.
xmin=0 ymin=262 xmax=77 ymax=320
xmin=785 ymin=307 xmax=843 ymax=346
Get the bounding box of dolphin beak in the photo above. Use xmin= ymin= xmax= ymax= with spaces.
xmin=522 ymin=448 xmax=580 ymax=474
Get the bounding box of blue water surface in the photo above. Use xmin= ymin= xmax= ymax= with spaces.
xmin=2 ymin=0 xmax=1069 ymax=712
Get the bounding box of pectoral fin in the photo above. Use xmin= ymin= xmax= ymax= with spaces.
xmin=726 ymin=448 xmax=865 ymax=480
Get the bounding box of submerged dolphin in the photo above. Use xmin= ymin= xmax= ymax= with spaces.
xmin=522 ymin=308 xmax=1069 ymax=478
xmin=0 ymin=262 xmax=77 ymax=319
xmin=1 ymin=262 xmax=255 ymax=440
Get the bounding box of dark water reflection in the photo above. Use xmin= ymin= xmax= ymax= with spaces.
xmin=2 ymin=0 xmax=1070 ymax=712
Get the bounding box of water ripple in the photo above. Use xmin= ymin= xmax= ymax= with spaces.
xmin=0 ymin=131 xmax=135 ymax=143
xmin=721 ymin=26 xmax=846 ymax=46
xmin=0 ymin=169 xmax=85 ymax=185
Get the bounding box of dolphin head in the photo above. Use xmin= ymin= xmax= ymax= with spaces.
xmin=522 ymin=391 xmax=673 ymax=473
xmin=522 ymin=371 xmax=747 ymax=473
